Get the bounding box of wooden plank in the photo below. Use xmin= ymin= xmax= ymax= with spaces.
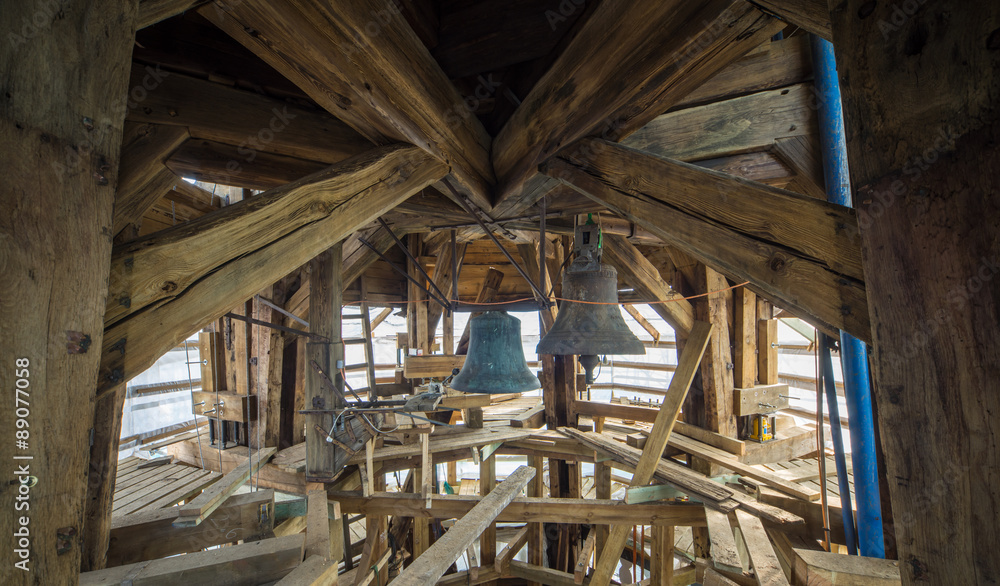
xmin=495 ymin=523 xmax=530 ymax=574
xmin=668 ymin=434 xmax=819 ymax=501
xmin=542 ymin=140 xmax=870 ymax=342
xmin=790 ymin=549 xmax=901 ymax=585
xmin=0 ymin=2 xmax=139 ymax=578
xmin=491 ymin=0 xmax=781 ymax=211
xmin=511 ymin=405 xmax=546 ymax=429
xmin=603 ymin=234 xmax=694 ymax=336
xmin=274 ymin=554 xmax=338 ymax=586
xmin=392 ymin=466 xmax=535 ymax=586
xmin=138 ymin=0 xmax=209 ymax=29
xmin=331 ymin=492 xmax=707 ymax=527
xmin=751 ymin=0 xmax=831 ymax=41
xmin=509 ymin=561 xmax=588 ymax=586
xmin=704 ymin=508 xmax=742 ymax=574
xmin=590 ymin=321 xmax=713 ymax=585
xmin=734 ymin=385 xmax=790 ymax=417
xmin=107 ymin=490 xmax=274 ymax=567
xmin=757 ymin=320 xmax=779 ymax=385
xmin=574 ymin=529 xmax=596 ymax=584
xmin=114 ymin=122 xmax=190 ymax=235
xmin=304 ymin=489 xmax=332 ymax=560
xmin=735 ymin=509 xmax=790 ymax=586
xmin=100 ymin=145 xmax=447 ymax=399
xmin=832 ymin=2 xmax=1000 ymax=576
xmin=80 ymin=534 xmax=305 ymax=585
xmin=404 ymin=355 xmax=466 ymax=379
xmin=199 ymin=0 xmax=494 ymax=211
xmin=175 ymin=447 xmax=276 ymax=526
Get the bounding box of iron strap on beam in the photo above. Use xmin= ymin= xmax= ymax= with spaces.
xmin=223 ymin=312 xmax=329 ymax=342
xmin=356 ymin=235 xmax=451 ymax=310
xmin=441 ymin=178 xmax=549 ymax=305
xmin=377 ymin=217 xmax=452 ymax=309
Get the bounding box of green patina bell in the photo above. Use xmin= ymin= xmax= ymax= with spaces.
xmin=450 ymin=311 xmax=541 ymax=394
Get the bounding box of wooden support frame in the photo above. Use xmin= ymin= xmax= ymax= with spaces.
xmin=391 ymin=466 xmax=535 ymax=586
xmin=541 ymin=138 xmax=870 ymax=342
xmin=492 ymin=0 xmax=782 ymax=213
xmin=589 ymin=321 xmax=713 ymax=584
xmin=200 ymin=0 xmax=494 ymax=211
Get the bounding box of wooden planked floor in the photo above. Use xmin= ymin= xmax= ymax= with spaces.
xmin=111 ymin=456 xmax=221 ymax=519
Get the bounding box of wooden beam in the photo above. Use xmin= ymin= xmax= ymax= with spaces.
xmin=175 ymin=447 xmax=277 ymax=526
xmin=496 ymin=523 xmax=530 ymax=574
xmin=832 ymin=1 xmax=1000 ymax=581
xmin=750 ymin=0 xmax=831 ymax=42
xmin=138 ymin=0 xmax=209 ymax=29
xmin=0 ymin=0 xmax=138 ymax=579
xmin=704 ymin=507 xmax=742 ymax=574
xmin=590 ymin=321 xmax=713 ymax=585
xmin=602 ymin=234 xmax=694 ymax=336
xmin=107 ymin=490 xmax=274 ymax=567
xmin=81 ymin=534 xmax=306 ymax=585
xmin=274 ymin=554 xmax=338 ymax=586
xmin=790 ymin=548 xmax=901 ymax=585
xmin=200 ymin=0 xmax=494 ymax=211
xmin=392 ymin=466 xmax=536 ymax=586
xmin=114 ymin=122 xmax=190 ymax=236
xmin=332 ymin=492 xmax=707 ymax=527
xmin=696 ymin=265 xmax=737 ymax=440
xmin=492 ymin=0 xmax=781 ymax=211
xmin=306 ymin=243 xmax=343 ymax=481
xmin=541 ymin=139 xmax=870 ymax=342
xmin=100 ymin=145 xmax=446 ymax=397
xmin=125 ymin=64 xmax=370 ymax=165
xmin=509 ymin=561 xmax=589 ymax=586
xmin=733 ymin=287 xmax=758 ymax=388
xmin=734 ymin=509 xmax=790 ymax=586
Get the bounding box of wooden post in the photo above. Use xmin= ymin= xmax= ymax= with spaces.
xmin=595 ymin=462 xmax=612 ymax=558
xmin=1 ymin=2 xmax=141 ymax=577
xmin=527 ymin=455 xmax=545 ymax=586
xmin=306 ymin=243 xmax=343 ymax=481
xmin=757 ymin=318 xmax=779 ymax=385
xmin=831 ymin=1 xmax=1000 ymax=581
xmin=650 ymin=525 xmax=674 ymax=586
xmin=733 ymin=287 xmax=757 ymax=388
xmin=412 ymin=464 xmax=430 ymax=559
xmin=480 ymin=452 xmax=498 ymax=572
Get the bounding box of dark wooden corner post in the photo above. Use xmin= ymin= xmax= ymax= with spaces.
xmin=832 ymin=1 xmax=1000 ymax=582
xmin=306 ymin=242 xmax=345 ymax=482
xmin=0 ymin=2 xmax=139 ymax=580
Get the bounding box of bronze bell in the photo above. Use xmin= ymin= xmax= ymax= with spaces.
xmin=450 ymin=311 xmax=541 ymax=394
xmin=537 ymin=224 xmax=645 ymax=383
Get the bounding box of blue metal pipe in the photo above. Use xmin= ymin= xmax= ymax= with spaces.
xmin=821 ymin=334 xmax=858 ymax=555
xmin=811 ymin=34 xmax=885 ymax=558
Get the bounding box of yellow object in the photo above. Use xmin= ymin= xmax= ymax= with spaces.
xmin=749 ymin=413 xmax=775 ymax=442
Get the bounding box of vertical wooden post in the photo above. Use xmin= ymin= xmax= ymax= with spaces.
xmin=527 ymin=455 xmax=545 ymax=585
xmin=650 ymin=525 xmax=674 ymax=586
xmin=757 ymin=318 xmax=779 ymax=385
xmin=5 ymin=2 xmax=143 ymax=576
xmin=733 ymin=287 xmax=758 ymax=388
xmin=360 ymin=277 xmax=377 ymax=390
xmin=262 ymin=287 xmax=286 ymax=448
xmin=595 ymin=461 xmax=612 ymax=557
xmin=695 ymin=265 xmax=736 ymax=438
xmin=480 ymin=452 xmax=497 ymax=572
xmin=831 ymin=1 xmax=1000 ymax=580
xmin=306 ymin=243 xmax=343 ymax=481
xmin=412 ymin=464 xmax=430 ymax=559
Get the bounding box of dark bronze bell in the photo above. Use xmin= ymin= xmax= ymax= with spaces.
xmin=450 ymin=311 xmax=541 ymax=394
xmin=537 ymin=224 xmax=645 ymax=383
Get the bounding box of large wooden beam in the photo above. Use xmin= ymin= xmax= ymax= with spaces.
xmin=0 ymin=1 xmax=138 ymax=581
xmin=492 ymin=0 xmax=782 ymax=212
xmin=125 ymin=64 xmax=369 ymax=165
xmin=114 ymin=122 xmax=190 ymax=236
xmin=541 ymin=138 xmax=869 ymax=342
xmin=200 ymin=0 xmax=494 ymax=211
xmin=100 ymin=145 xmax=446 ymax=396
xmin=601 ymin=234 xmax=694 ymax=337
xmin=107 ymin=490 xmax=274 ymax=567
xmin=750 ymin=0 xmax=831 ymax=42
xmin=332 ymin=492 xmax=707 ymax=527
xmin=831 ymin=1 xmax=1000 ymax=582
xmin=393 ymin=466 xmax=536 ymax=586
